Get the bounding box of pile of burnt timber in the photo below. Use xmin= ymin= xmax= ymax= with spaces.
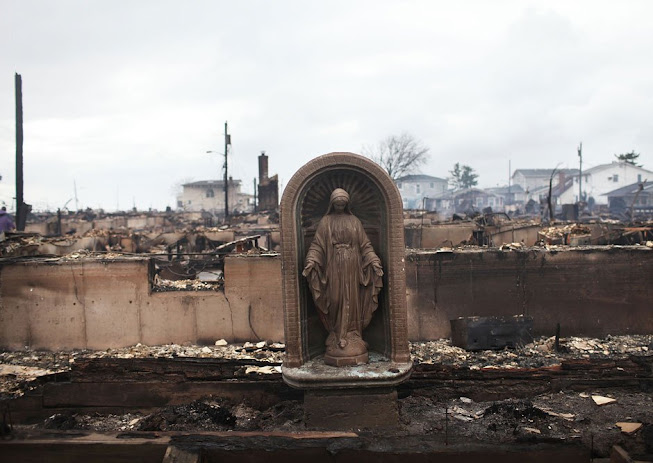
xmin=5 ymin=353 xmax=651 ymax=425
xmin=408 ymin=355 xmax=653 ymax=401
xmin=0 ymin=429 xmax=589 ymax=463
xmin=7 ymin=357 xmax=297 ymax=424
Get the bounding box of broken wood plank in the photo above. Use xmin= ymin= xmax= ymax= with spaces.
xmin=615 ymin=422 xmax=642 ymax=435
xmin=162 ymin=445 xmax=201 ymax=463
xmin=592 ymin=395 xmax=617 ymax=406
xmin=610 ymin=445 xmax=634 ymax=463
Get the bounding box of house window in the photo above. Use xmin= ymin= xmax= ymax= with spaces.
xmin=476 ymin=197 xmax=483 ymax=207
xmin=416 ymin=184 xmax=421 ymax=193
xmin=638 ymin=174 xmax=642 ymax=182
xmin=397 ymin=182 xmax=402 ymax=189
xmin=187 ymin=200 xmax=192 ymax=204
xmin=430 ymin=182 xmax=434 ymax=188
xmin=206 ymin=189 xmax=215 ymax=198
xmin=488 ymin=198 xmax=495 ymax=207
xmin=613 ymin=174 xmax=618 ymax=182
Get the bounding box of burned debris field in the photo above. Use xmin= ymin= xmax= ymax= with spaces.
xmin=1 ymin=335 xmax=652 ymax=460
xmin=1 ymin=207 xmax=652 ymax=461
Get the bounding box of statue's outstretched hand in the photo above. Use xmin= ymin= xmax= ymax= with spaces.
xmin=372 ymin=262 xmax=383 ymax=277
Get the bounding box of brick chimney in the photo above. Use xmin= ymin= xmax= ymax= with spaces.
xmin=259 ymin=151 xmax=269 ymax=182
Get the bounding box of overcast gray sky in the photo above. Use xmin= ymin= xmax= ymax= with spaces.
xmin=2 ymin=0 xmax=652 ymax=211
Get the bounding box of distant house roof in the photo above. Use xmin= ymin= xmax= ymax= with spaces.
xmin=485 ymin=185 xmax=525 ymax=195
xmin=428 ymin=189 xmax=455 ymax=199
xmin=396 ymin=174 xmax=447 ymax=183
xmin=580 ymin=161 xmax=653 ymax=176
xmin=512 ymin=168 xmax=579 ymax=178
xmin=451 ymin=188 xmax=498 ymax=198
xmin=529 ymin=178 xmax=574 ymax=197
xmin=603 ymin=181 xmax=653 ymax=197
xmin=183 ymin=179 xmax=242 ymax=187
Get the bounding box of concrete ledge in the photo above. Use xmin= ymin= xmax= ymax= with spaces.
xmin=282 ymin=353 xmax=413 ymax=390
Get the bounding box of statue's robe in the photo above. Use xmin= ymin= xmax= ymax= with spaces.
xmin=304 ymin=212 xmax=382 ymax=347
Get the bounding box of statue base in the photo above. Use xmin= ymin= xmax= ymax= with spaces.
xmin=282 ymin=353 xmax=412 ymax=431
xmin=324 ymin=352 xmax=368 ymax=367
xmin=304 ymin=387 xmax=398 ymax=430
xmin=283 ymin=352 xmax=412 ymax=389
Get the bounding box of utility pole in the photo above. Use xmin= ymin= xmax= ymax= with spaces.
xmin=253 ymin=178 xmax=257 ymax=212
xmin=508 ymin=159 xmax=511 ymax=205
xmin=74 ymin=180 xmax=79 ymax=211
xmin=15 ymin=73 xmax=25 ymax=231
xmin=223 ymin=121 xmax=231 ymax=218
xmin=577 ymin=142 xmax=583 ymax=203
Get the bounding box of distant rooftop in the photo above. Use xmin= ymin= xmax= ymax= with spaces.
xmin=451 ymin=187 xmax=498 ymax=198
xmin=581 ymin=161 xmax=653 ymax=175
xmin=183 ymin=179 xmax=242 ymax=187
xmin=486 ymin=185 xmax=525 ymax=195
xmin=603 ymin=181 xmax=653 ymax=197
xmin=396 ymin=174 xmax=447 ymax=182
xmin=512 ymin=168 xmax=579 ymax=177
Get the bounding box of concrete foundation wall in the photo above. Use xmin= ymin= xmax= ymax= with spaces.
xmin=0 ymin=256 xmax=283 ymax=350
xmin=1 ymin=248 xmax=651 ymax=350
xmin=406 ymin=247 xmax=653 ymax=339
xmin=405 ymin=223 xmax=542 ymax=249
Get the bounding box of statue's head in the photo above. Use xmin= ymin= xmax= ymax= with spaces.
xmin=327 ymin=188 xmax=351 ymax=214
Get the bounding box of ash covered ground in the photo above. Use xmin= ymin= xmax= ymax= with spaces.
xmin=1 ymin=335 xmax=652 ymax=458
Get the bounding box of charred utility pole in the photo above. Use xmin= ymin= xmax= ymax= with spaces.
xmin=508 ymin=159 xmax=511 ymax=205
xmin=15 ymin=73 xmax=27 ymax=231
xmin=547 ymin=164 xmax=561 ymax=222
xmin=253 ymin=178 xmax=257 ymax=212
xmin=577 ymin=142 xmax=583 ymax=203
xmin=223 ymin=121 xmax=231 ymax=218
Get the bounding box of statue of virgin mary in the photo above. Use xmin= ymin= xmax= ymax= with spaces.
xmin=302 ymin=188 xmax=383 ymax=366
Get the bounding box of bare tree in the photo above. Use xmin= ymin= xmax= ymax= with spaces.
xmin=363 ymin=133 xmax=430 ymax=180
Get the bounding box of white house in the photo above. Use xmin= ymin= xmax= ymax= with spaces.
xmin=177 ymin=179 xmax=254 ymax=214
xmin=451 ymin=188 xmax=503 ymax=213
xmin=395 ymin=174 xmax=448 ymax=210
xmin=557 ymin=162 xmax=653 ymax=205
xmin=512 ymin=168 xmax=579 ymax=193
xmin=485 ymin=185 xmax=527 ymax=206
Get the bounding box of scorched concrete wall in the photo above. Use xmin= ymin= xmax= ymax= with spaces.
xmin=405 ymin=247 xmax=653 ymax=339
xmin=1 ymin=248 xmax=650 ymax=350
xmin=0 ymin=255 xmax=283 ymax=350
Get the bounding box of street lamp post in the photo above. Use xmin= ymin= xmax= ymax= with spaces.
xmin=206 ymin=121 xmax=231 ymax=220
xmin=420 ymin=196 xmax=429 ymax=248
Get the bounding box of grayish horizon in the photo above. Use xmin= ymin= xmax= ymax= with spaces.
xmin=1 ymin=0 xmax=652 ymax=212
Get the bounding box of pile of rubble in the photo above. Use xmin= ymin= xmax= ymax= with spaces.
xmin=540 ymin=224 xmax=592 ymax=237
xmin=411 ymin=335 xmax=651 ymax=369
xmin=2 ymin=335 xmax=652 ymax=458
xmin=538 ymin=224 xmax=592 ymax=245
xmin=0 ymin=233 xmax=42 ymax=257
xmin=152 ymin=277 xmax=221 ymax=291
xmin=2 ymin=335 xmax=651 ymax=400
